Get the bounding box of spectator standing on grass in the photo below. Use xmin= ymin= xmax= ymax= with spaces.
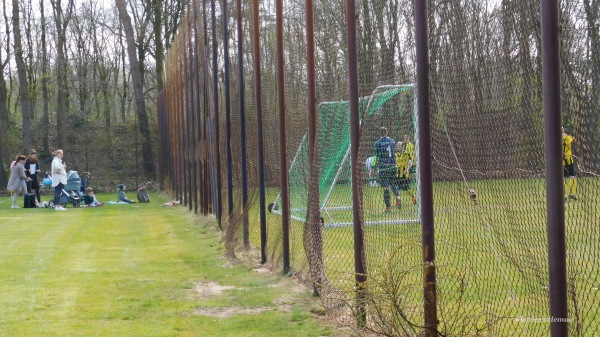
xmin=51 ymin=149 xmax=68 ymax=211
xmin=374 ymin=127 xmax=396 ymax=212
xmin=24 ymin=149 xmax=42 ymax=203
xmin=7 ymin=155 xmax=31 ymax=209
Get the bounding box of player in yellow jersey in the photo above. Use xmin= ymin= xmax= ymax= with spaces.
xmin=404 ymin=134 xmax=417 ymax=204
xmin=392 ymin=141 xmax=417 ymax=207
xmin=403 ymin=134 xmax=415 ymax=161
xmin=562 ymin=127 xmax=577 ymax=200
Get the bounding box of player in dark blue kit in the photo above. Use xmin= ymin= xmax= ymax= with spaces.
xmin=374 ymin=127 xmax=396 ymax=212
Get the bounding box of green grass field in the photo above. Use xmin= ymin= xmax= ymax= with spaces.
xmin=0 ymin=192 xmax=335 ymax=337
xmin=258 ymin=176 xmax=600 ymax=336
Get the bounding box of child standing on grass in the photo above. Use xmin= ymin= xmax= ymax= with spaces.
xmin=83 ymin=187 xmax=104 ymax=207
xmin=7 ymin=155 xmax=31 ymax=209
xmin=117 ymin=184 xmax=135 ymax=203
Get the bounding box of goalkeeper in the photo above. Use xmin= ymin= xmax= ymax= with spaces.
xmin=374 ymin=127 xmax=396 ymax=212
xmin=562 ymin=127 xmax=577 ymax=200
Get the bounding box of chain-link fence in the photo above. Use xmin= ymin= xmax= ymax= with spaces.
xmin=160 ymin=0 xmax=600 ymax=335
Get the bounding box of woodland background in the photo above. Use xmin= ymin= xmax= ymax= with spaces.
xmin=0 ymin=0 xmax=187 ymax=192
xmin=1 ymin=0 xmax=599 ymax=190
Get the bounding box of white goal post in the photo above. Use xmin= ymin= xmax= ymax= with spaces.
xmin=271 ymin=84 xmax=420 ymax=228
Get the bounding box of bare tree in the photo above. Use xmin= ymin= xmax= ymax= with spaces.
xmin=51 ymin=0 xmax=74 ymax=150
xmin=116 ymin=0 xmax=155 ymax=176
xmin=0 ymin=0 xmax=10 ymax=186
xmin=153 ymin=0 xmax=164 ymax=91
xmin=12 ymin=0 xmax=32 ymax=152
xmin=40 ymin=0 xmax=50 ymax=151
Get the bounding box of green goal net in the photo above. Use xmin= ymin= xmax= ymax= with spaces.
xmin=271 ymin=84 xmax=419 ymax=227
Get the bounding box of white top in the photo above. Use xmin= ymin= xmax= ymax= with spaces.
xmin=51 ymin=157 xmax=67 ymax=187
xmin=30 ymin=163 xmax=37 ymax=175
xmin=365 ymin=156 xmax=375 ymax=171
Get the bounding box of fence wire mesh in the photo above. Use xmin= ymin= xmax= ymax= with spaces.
xmin=160 ymin=0 xmax=600 ymax=335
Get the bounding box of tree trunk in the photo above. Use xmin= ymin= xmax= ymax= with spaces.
xmin=116 ymin=0 xmax=156 ymax=177
xmin=119 ymin=21 xmax=127 ymax=123
xmin=582 ymin=0 xmax=600 ymax=173
xmin=40 ymin=0 xmax=50 ymax=151
xmin=0 ymin=54 xmax=8 ymax=188
xmin=12 ymin=0 xmax=32 ymax=153
xmin=154 ymin=0 xmax=164 ymax=91
xmin=51 ymin=0 xmax=71 ymax=150
xmin=25 ymin=1 xmax=36 ymax=123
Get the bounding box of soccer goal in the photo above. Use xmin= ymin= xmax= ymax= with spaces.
xmin=271 ymin=84 xmax=420 ymax=228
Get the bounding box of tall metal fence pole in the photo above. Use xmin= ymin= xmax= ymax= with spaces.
xmin=222 ymin=0 xmax=234 ymax=218
xmin=275 ymin=0 xmax=290 ymax=274
xmin=345 ymin=0 xmax=367 ymax=327
xmin=158 ymin=90 xmax=164 ymax=191
xmin=187 ymin=7 xmax=199 ymax=214
xmin=202 ymin=0 xmax=212 ymax=216
xmin=415 ymin=1 xmax=438 ymax=335
xmin=252 ymin=0 xmax=268 ymax=264
xmin=236 ymin=0 xmax=250 ymax=248
xmin=176 ymin=40 xmax=183 ymax=203
xmin=210 ymin=0 xmax=222 ymax=225
xmin=193 ymin=0 xmax=206 ymax=215
xmin=186 ymin=11 xmax=197 ymax=212
xmin=540 ymin=0 xmax=569 ymax=335
xmin=166 ymin=56 xmax=172 ymax=195
xmin=182 ymin=19 xmax=190 ymax=210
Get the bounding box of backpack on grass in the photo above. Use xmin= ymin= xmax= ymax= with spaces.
xmin=137 ymin=186 xmax=150 ymax=203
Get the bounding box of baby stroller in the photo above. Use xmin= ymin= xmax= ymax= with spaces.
xmin=80 ymin=172 xmax=90 ymax=193
xmin=49 ymin=171 xmax=82 ymax=208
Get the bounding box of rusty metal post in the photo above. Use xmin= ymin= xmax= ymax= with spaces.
xmin=185 ymin=12 xmax=194 ymax=212
xmin=237 ymin=0 xmax=250 ymax=247
xmin=222 ymin=0 xmax=234 ymax=219
xmin=193 ymin=0 xmax=207 ymax=215
xmin=540 ymin=0 xmax=569 ymax=335
xmin=176 ymin=38 xmax=183 ymax=203
xmin=210 ymin=0 xmax=222 ymax=225
xmin=182 ymin=18 xmax=190 ymax=209
xmin=275 ymin=0 xmax=290 ymax=274
xmin=252 ymin=0 xmax=267 ymax=264
xmin=202 ymin=0 xmax=212 ymax=216
xmin=187 ymin=7 xmax=199 ymax=214
xmin=157 ymin=91 xmax=164 ymax=190
xmin=179 ymin=37 xmax=186 ymax=205
xmin=345 ymin=0 xmax=367 ymax=327
xmin=415 ymin=1 xmax=438 ymax=336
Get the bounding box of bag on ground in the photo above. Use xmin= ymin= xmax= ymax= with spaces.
xmin=24 ymin=193 xmax=36 ymax=208
xmin=137 ymin=186 xmax=150 ymax=203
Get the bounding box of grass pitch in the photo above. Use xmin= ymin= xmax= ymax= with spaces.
xmin=259 ymin=176 xmax=600 ymax=336
xmin=0 ymin=192 xmax=334 ymax=337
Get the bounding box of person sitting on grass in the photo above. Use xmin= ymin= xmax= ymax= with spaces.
xmin=83 ymin=187 xmax=104 ymax=207
xmin=117 ymin=184 xmax=135 ymax=203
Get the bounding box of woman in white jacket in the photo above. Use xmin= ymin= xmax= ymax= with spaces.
xmin=51 ymin=149 xmax=68 ymax=211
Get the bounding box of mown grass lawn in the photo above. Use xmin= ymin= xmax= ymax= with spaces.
xmin=260 ymin=177 xmax=600 ymax=336
xmin=0 ymin=192 xmax=335 ymax=337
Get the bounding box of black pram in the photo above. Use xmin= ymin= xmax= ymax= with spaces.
xmin=51 ymin=171 xmax=82 ymax=208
